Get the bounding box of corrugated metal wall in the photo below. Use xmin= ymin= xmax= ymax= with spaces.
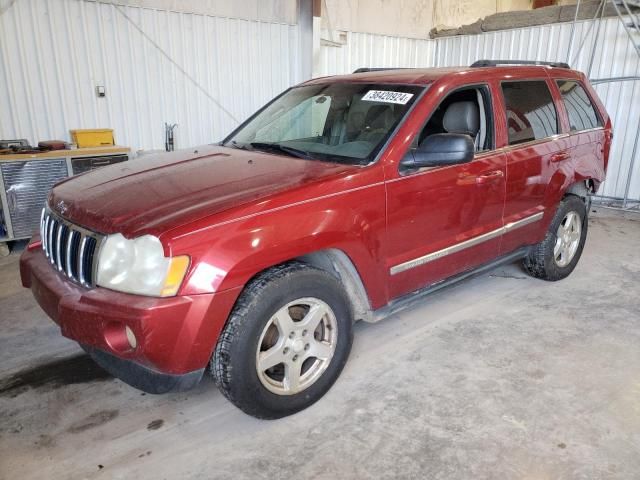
xmin=0 ymin=0 xmax=302 ymax=151
xmin=1 ymin=2 xmax=638 ymax=202
xmin=434 ymin=17 xmax=640 ymax=203
xmin=317 ymin=30 xmax=434 ymax=77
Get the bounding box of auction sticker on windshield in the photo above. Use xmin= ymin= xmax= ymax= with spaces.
xmin=362 ymin=90 xmax=414 ymax=105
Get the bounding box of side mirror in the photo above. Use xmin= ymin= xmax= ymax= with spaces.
xmin=401 ymin=133 xmax=474 ymax=169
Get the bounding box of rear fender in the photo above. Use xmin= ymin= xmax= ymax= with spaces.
xmin=544 ymin=155 xmax=602 ymax=213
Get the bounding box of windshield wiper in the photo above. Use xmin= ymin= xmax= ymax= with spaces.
xmin=225 ymin=140 xmax=252 ymax=151
xmin=249 ymin=142 xmax=314 ymax=160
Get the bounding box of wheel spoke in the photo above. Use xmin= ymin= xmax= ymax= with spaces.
xmin=272 ymin=309 xmax=295 ymax=336
xmin=284 ymin=361 xmax=302 ymax=392
xmin=258 ymin=344 xmax=286 ymax=371
xmin=307 ymin=339 xmax=333 ymax=360
xmin=554 ymin=237 xmax=563 ymax=257
xmin=299 ymin=303 xmax=327 ymax=332
xmin=572 ymin=213 xmax=580 ymax=232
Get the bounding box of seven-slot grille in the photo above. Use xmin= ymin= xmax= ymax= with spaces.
xmin=40 ymin=208 xmax=102 ymax=287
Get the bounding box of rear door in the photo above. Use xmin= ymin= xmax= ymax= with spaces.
xmin=498 ymin=79 xmax=569 ymax=254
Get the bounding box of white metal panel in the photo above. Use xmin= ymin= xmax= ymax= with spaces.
xmin=434 ymin=17 xmax=640 ymax=202
xmin=317 ymin=30 xmax=434 ymax=76
xmin=0 ymin=0 xmax=302 ymax=151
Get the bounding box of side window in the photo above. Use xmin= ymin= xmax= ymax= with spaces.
xmin=556 ymin=80 xmax=602 ymax=131
xmin=501 ymin=81 xmax=558 ymax=145
xmin=414 ymin=85 xmax=494 ymax=153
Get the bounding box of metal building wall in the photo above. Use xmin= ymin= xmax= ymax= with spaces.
xmin=0 ymin=0 xmax=302 ymax=152
xmin=317 ymin=30 xmax=434 ymax=77
xmin=434 ymin=17 xmax=640 ymax=203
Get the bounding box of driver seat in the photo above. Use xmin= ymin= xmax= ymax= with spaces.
xmin=442 ymin=101 xmax=480 ymax=150
xmin=356 ymin=105 xmax=394 ymax=144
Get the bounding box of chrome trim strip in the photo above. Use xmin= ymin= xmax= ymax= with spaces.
xmin=47 ymin=218 xmax=55 ymax=264
xmin=66 ymin=230 xmax=76 ymax=279
xmin=504 ymin=212 xmax=544 ymax=232
xmin=78 ymin=235 xmax=87 ymax=286
xmin=390 ymin=212 xmax=544 ymax=275
xmin=39 ymin=208 xmax=45 ymax=244
xmin=503 ymin=134 xmax=570 ymax=152
xmin=41 ymin=213 xmax=48 ymax=256
xmin=55 ymin=224 xmax=63 ymax=271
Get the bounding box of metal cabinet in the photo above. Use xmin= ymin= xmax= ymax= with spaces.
xmin=0 ymin=148 xmax=129 ymax=254
xmin=70 ymin=154 xmax=128 ymax=175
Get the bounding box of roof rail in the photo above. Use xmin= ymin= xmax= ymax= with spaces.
xmin=470 ymin=59 xmax=571 ymax=69
xmin=352 ymin=67 xmax=409 ymax=73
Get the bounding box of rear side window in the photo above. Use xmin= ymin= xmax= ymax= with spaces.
xmin=556 ymin=80 xmax=602 ymax=131
xmin=501 ymin=81 xmax=558 ymax=145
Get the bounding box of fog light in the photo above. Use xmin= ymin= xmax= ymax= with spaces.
xmin=104 ymin=322 xmax=138 ymax=353
xmin=125 ymin=326 xmax=137 ymax=349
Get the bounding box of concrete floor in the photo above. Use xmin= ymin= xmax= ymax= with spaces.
xmin=1 ymin=209 xmax=639 ymax=480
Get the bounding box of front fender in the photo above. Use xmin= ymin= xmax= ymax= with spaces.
xmin=166 ymin=183 xmax=389 ymax=309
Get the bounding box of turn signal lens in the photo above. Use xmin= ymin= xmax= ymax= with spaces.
xmin=161 ymin=255 xmax=190 ymax=297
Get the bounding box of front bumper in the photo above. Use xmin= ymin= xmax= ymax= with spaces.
xmin=20 ymin=241 xmax=241 ymax=392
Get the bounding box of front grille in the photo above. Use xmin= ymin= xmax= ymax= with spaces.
xmin=40 ymin=208 xmax=102 ymax=287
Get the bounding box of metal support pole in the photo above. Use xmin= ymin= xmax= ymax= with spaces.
xmin=612 ymin=0 xmax=640 ymax=58
xmin=571 ymin=0 xmax=605 ymax=65
xmin=591 ymin=75 xmax=640 ymax=83
xmin=621 ymin=0 xmax=640 ymax=34
xmin=622 ymin=117 xmax=640 ymax=209
xmin=566 ymin=0 xmax=581 ymax=64
xmin=587 ymin=0 xmax=606 ymax=77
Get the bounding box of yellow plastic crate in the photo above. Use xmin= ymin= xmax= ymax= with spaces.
xmin=70 ymin=129 xmax=114 ymax=148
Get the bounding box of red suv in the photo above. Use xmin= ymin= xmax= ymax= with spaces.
xmin=20 ymin=61 xmax=611 ymax=418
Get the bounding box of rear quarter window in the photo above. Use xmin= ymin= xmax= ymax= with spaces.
xmin=501 ymin=80 xmax=558 ymax=145
xmin=556 ymin=80 xmax=602 ymax=131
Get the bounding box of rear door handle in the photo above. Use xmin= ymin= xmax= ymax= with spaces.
xmin=475 ymin=170 xmax=504 ymax=184
xmin=551 ymin=152 xmax=570 ymax=163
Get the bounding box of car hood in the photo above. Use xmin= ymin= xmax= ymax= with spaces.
xmin=49 ymin=145 xmax=356 ymax=237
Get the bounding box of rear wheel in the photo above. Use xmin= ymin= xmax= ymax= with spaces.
xmin=523 ymin=195 xmax=588 ymax=281
xmin=211 ymin=262 xmax=353 ymax=419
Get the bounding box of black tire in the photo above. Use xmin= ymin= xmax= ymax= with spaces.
xmin=523 ymin=195 xmax=588 ymax=281
xmin=211 ymin=262 xmax=353 ymax=419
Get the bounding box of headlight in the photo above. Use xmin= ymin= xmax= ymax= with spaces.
xmin=96 ymin=233 xmax=189 ymax=297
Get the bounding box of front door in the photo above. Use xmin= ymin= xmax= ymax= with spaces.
xmin=385 ymin=85 xmax=506 ymax=300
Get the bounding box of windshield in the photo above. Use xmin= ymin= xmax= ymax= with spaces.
xmin=223 ymin=83 xmax=425 ymax=165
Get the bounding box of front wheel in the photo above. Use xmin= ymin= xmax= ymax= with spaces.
xmin=523 ymin=195 xmax=588 ymax=281
xmin=211 ymin=262 xmax=353 ymax=419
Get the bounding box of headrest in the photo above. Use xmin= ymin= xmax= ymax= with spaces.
xmin=443 ymin=101 xmax=480 ymax=136
xmin=364 ymin=105 xmax=394 ymax=131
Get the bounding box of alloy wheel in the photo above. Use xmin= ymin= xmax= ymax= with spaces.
xmin=553 ymin=210 xmax=581 ymax=267
xmin=255 ymin=297 xmax=338 ymax=395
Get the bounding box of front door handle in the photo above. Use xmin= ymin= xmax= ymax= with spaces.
xmin=475 ymin=170 xmax=504 ymax=185
xmin=551 ymin=152 xmax=570 ymax=163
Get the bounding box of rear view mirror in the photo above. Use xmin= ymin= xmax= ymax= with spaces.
xmin=401 ymin=133 xmax=474 ymax=169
